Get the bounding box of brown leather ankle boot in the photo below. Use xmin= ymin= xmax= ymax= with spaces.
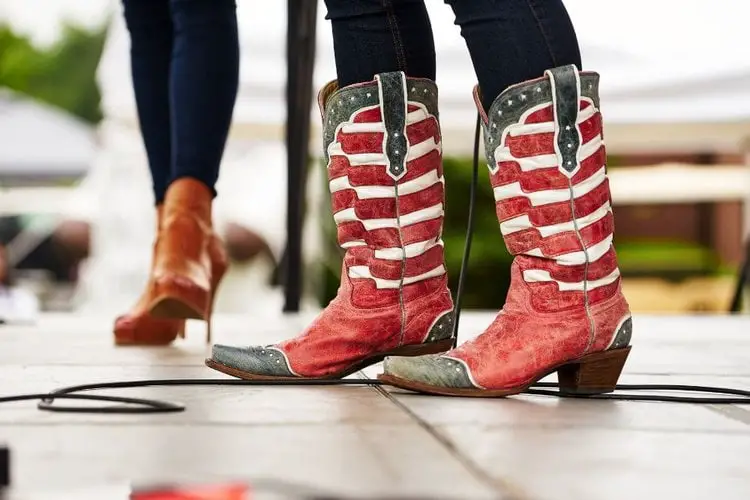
xmin=113 ymin=179 xmax=228 ymax=346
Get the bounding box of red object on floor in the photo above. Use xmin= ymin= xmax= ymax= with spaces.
xmin=131 ymin=483 xmax=250 ymax=500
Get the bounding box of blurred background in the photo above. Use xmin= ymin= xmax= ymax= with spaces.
xmin=0 ymin=0 xmax=748 ymax=323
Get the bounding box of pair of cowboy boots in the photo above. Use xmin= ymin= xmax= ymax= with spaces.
xmin=207 ymin=64 xmax=633 ymax=397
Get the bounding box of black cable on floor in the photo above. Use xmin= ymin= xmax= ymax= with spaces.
xmin=2 ymin=115 xmax=748 ymax=414
xmin=1 ymin=379 xmax=749 ymax=414
xmin=448 ymin=115 xmax=482 ymax=348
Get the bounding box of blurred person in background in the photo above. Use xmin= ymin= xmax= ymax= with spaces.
xmin=209 ymin=0 xmax=634 ymax=399
xmin=103 ymin=0 xmax=238 ymax=345
xmin=75 ymin=0 xmax=294 ymax=345
xmin=3 ymin=1 xmax=305 ymax=328
xmin=0 ymin=216 xmax=85 ymax=321
xmin=79 ymin=0 xmax=275 ymax=346
xmin=0 ymin=216 xmax=90 ymax=287
xmin=73 ymin=0 xmax=293 ymax=343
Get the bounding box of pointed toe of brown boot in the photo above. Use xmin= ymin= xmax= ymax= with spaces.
xmin=113 ymin=311 xmax=186 ymax=346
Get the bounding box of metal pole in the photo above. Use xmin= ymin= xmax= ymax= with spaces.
xmin=283 ymin=0 xmax=318 ymax=312
xmin=729 ymin=241 xmax=749 ymax=313
xmin=729 ymin=139 xmax=750 ymax=313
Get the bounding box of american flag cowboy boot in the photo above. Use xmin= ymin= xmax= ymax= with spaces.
xmin=207 ymin=72 xmax=455 ymax=379
xmin=380 ymin=65 xmax=633 ymax=396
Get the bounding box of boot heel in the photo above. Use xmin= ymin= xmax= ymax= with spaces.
xmin=205 ymin=236 xmax=227 ymax=345
xmin=204 ymin=266 xmax=226 ymax=345
xmin=557 ymin=346 xmax=631 ymax=395
xmin=149 ymin=276 xmax=210 ymax=321
xmin=205 ymin=295 xmax=215 ymax=344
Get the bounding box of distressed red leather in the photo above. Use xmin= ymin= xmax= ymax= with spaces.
xmin=446 ymin=260 xmax=630 ymax=389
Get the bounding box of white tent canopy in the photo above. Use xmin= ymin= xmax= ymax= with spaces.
xmin=0 ymin=90 xmax=95 ymax=180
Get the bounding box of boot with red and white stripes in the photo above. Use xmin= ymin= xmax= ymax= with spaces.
xmin=380 ymin=65 xmax=633 ymax=396
xmin=206 ymin=72 xmax=455 ymax=379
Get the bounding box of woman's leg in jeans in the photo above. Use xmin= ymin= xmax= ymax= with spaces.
xmin=114 ymin=0 xmax=238 ymax=346
xmin=121 ymin=0 xmax=239 ymax=201
xmin=323 ymin=0 xmax=436 ymax=85
xmin=168 ymin=0 xmax=239 ymax=196
xmin=122 ymin=0 xmax=173 ymax=204
xmin=445 ymin=0 xmax=581 ymax=110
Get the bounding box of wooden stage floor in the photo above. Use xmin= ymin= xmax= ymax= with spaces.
xmin=2 ymin=312 xmax=749 ymax=499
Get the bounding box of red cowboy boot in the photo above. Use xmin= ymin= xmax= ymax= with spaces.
xmin=380 ymin=65 xmax=633 ymax=396
xmin=206 ymin=72 xmax=455 ymax=379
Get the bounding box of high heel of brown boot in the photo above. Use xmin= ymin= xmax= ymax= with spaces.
xmin=557 ymin=346 xmax=631 ymax=395
xmin=204 ymin=235 xmax=228 ymax=345
xmin=149 ymin=276 xmax=211 ymax=320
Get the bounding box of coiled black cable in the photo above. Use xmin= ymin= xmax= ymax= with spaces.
xmin=1 ymin=115 xmax=748 ymax=414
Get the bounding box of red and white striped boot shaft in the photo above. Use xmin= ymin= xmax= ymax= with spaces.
xmin=381 ymin=65 xmax=633 ymax=396
xmin=207 ymin=72 xmax=455 ymax=379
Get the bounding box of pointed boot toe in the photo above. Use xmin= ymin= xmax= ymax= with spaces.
xmin=207 ymin=344 xmax=297 ymax=379
xmin=380 ymin=354 xmax=477 ymax=392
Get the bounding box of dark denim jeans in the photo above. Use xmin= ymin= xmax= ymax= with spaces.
xmin=122 ymin=0 xmax=239 ymax=203
xmin=323 ymin=0 xmax=582 ymax=110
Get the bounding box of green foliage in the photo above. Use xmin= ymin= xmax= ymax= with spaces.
xmin=442 ymin=156 xmax=513 ymax=308
xmin=318 ymin=156 xmax=514 ymax=310
xmin=615 ymin=238 xmax=722 ymax=279
xmin=0 ymin=21 xmax=108 ymax=124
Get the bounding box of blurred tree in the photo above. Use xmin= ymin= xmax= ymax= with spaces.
xmin=0 ymin=21 xmax=108 ymax=124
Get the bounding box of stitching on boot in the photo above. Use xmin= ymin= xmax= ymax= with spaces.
xmin=546 ymin=65 xmax=596 ymax=353
xmin=375 ymin=72 xmax=410 ymax=345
